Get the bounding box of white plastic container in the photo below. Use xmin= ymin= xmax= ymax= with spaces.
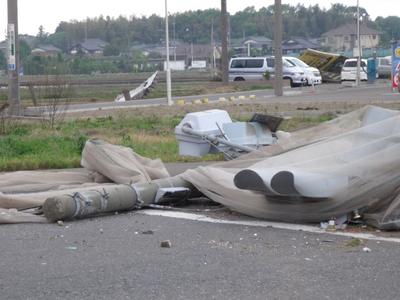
xmin=175 ymin=109 xmax=232 ymax=157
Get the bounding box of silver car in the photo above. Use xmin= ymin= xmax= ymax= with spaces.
xmin=229 ymin=56 xmax=306 ymax=87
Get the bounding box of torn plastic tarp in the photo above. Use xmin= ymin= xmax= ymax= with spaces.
xmin=2 ymin=106 xmax=400 ymax=229
xmin=181 ymin=106 xmax=400 ymax=229
xmin=0 ymin=139 xmax=171 ymax=223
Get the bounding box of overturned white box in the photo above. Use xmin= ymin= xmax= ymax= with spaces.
xmin=175 ymin=109 xmax=232 ymax=157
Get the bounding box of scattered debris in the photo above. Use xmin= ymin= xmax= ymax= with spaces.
xmin=175 ymin=109 xmax=280 ymax=159
xmin=65 ymin=246 xmax=77 ymax=250
xmin=3 ymin=106 xmax=400 ymax=232
xmin=346 ymin=238 xmax=363 ymax=247
xmin=114 ymin=71 xmax=158 ymax=102
xmin=141 ymin=230 xmax=154 ymax=235
xmin=57 ymin=220 xmax=64 ymax=226
xmin=160 ymin=240 xmax=172 ymax=248
xmin=326 ymin=220 xmax=336 ymax=232
xmin=322 ymin=239 xmax=335 ymax=243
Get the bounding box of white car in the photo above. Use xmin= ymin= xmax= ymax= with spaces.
xmin=284 ymin=56 xmax=322 ymax=86
xmin=341 ymin=58 xmax=368 ymax=81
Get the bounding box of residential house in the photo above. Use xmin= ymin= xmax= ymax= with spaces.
xmin=321 ymin=23 xmax=381 ymax=53
xmin=150 ymin=43 xmax=215 ymax=68
xmin=70 ymin=38 xmax=108 ymax=56
xmin=231 ymin=36 xmax=273 ymax=56
xmin=31 ymin=44 xmax=62 ymax=57
xmin=282 ymin=38 xmax=322 ymax=55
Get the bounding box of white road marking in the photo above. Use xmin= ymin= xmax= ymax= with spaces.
xmin=138 ymin=209 xmax=400 ymax=244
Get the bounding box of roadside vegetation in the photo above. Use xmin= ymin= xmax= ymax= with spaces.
xmin=0 ymin=110 xmax=334 ymax=172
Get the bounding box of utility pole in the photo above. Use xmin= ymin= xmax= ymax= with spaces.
xmin=165 ymin=0 xmax=172 ymax=105
xmin=211 ymin=19 xmax=214 ymax=69
xmin=173 ymin=16 xmax=176 ymax=62
xmin=356 ymin=0 xmax=361 ymax=86
xmin=220 ymin=0 xmax=229 ymax=84
xmin=7 ymin=0 xmax=20 ymax=115
xmin=274 ymin=0 xmax=283 ymax=97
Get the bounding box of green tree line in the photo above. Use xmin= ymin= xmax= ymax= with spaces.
xmin=44 ymin=3 xmax=399 ymax=54
xmin=1 ymin=3 xmax=400 ymax=75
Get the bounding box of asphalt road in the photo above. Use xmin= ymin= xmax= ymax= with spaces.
xmin=1 ymin=212 xmax=400 ymax=300
xmin=24 ymin=80 xmax=400 ymax=115
xmin=1 ymin=163 xmax=400 ymax=299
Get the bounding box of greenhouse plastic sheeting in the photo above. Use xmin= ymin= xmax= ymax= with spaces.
xmin=2 ymin=106 xmax=400 ymax=229
xmin=0 ymin=139 xmax=169 ymax=223
xmin=181 ymin=106 xmax=400 ymax=229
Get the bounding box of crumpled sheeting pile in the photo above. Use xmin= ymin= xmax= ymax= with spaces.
xmin=0 ymin=139 xmax=170 ymax=223
xmin=2 ymin=106 xmax=400 ymax=230
xmin=181 ymin=106 xmax=400 ymax=230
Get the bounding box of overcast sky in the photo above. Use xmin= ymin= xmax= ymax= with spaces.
xmin=1 ymin=0 xmax=398 ymax=38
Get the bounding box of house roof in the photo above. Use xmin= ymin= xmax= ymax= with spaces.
xmin=322 ymin=23 xmax=381 ymax=36
xmin=74 ymin=38 xmax=108 ymax=51
xmin=282 ymin=38 xmax=321 ymax=51
xmin=32 ymin=44 xmax=61 ymax=52
xmin=152 ymin=43 xmax=213 ymax=58
xmin=243 ymin=36 xmax=273 ymax=45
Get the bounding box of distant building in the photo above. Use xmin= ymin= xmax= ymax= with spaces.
xmin=70 ymin=38 xmax=108 ymax=56
xmin=282 ymin=38 xmax=322 ymax=55
xmin=31 ymin=44 xmax=62 ymax=57
xmin=321 ymin=23 xmax=381 ymax=52
xmin=150 ymin=43 xmax=216 ymax=68
xmin=231 ymin=36 xmax=273 ymax=56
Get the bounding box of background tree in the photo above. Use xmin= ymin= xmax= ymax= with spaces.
xmin=36 ymin=25 xmax=48 ymax=44
xmin=0 ymin=51 xmax=6 ymax=70
xmin=376 ymin=16 xmax=400 ymax=45
xmin=19 ymin=39 xmax=31 ymax=61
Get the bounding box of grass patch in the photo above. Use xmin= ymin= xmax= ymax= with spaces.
xmin=0 ymin=113 xmax=329 ymax=171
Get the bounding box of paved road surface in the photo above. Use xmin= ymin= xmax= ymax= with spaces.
xmin=1 ymin=212 xmax=399 ymax=300
xmin=25 ymin=80 xmax=400 ymax=115
xmin=1 ymin=163 xmax=400 ymax=299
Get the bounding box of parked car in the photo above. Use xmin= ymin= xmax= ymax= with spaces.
xmin=341 ymin=58 xmax=368 ymax=81
xmin=229 ymin=56 xmax=306 ymax=87
xmin=376 ymin=56 xmax=392 ymax=78
xmin=284 ymin=56 xmax=322 ymax=86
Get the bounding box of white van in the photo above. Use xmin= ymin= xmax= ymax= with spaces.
xmin=229 ymin=56 xmax=306 ymax=87
xmin=341 ymin=58 xmax=368 ymax=81
xmin=376 ymin=56 xmax=391 ymax=78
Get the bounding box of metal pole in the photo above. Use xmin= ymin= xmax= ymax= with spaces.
xmin=211 ymin=19 xmax=214 ymax=69
xmin=356 ymin=0 xmax=361 ymax=86
xmin=220 ymin=0 xmax=229 ymax=84
xmin=165 ymin=0 xmax=172 ymax=106
xmin=274 ymin=0 xmax=283 ymax=97
xmin=191 ymin=42 xmax=194 ymax=65
xmin=173 ymin=16 xmax=176 ymax=62
xmin=7 ymin=0 xmax=20 ymax=116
